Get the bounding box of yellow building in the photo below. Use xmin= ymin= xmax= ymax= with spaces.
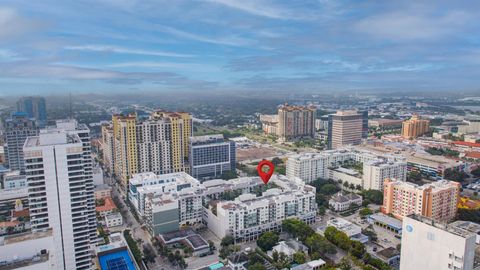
xmin=106 ymin=111 xmax=193 ymax=187
xmin=401 ymin=115 xmax=430 ymax=139
xmin=112 ymin=113 xmax=138 ymax=186
xmin=457 ymin=197 xmax=480 ymax=210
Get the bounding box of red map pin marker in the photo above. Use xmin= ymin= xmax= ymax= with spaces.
xmin=257 ymin=160 xmax=274 ymax=184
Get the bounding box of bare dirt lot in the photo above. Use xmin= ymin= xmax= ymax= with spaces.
xmin=236 ymin=146 xmax=282 ymax=162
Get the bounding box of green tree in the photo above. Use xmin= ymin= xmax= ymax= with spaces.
xmin=305 ymin=233 xmax=336 ymax=255
xmin=444 ymin=168 xmax=469 ymax=182
xmin=248 ymin=263 xmax=266 ymax=270
xmin=319 ymin=184 xmax=339 ymax=195
xmin=362 ymin=190 xmax=383 ymax=205
xmin=293 ymin=251 xmax=306 ymax=264
xmin=282 ymin=218 xmax=315 ymax=241
xmin=359 ymin=208 xmax=373 ymax=218
xmin=221 ymin=235 xmax=234 ymax=247
xmin=257 ymin=231 xmax=279 ymax=251
xmin=338 ymin=257 xmax=352 ymax=270
xmin=350 ymin=240 xmax=366 ymax=259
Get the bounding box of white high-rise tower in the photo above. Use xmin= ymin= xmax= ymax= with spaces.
xmin=24 ymin=119 xmax=97 ymax=270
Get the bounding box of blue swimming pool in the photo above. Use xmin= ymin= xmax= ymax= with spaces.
xmin=98 ymin=249 xmax=136 ymax=270
xmin=209 ymin=262 xmax=224 ymax=270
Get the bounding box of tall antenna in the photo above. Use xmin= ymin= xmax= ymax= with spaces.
xmin=69 ymin=92 xmax=72 ymax=119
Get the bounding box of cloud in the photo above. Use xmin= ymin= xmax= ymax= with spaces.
xmin=354 ymin=10 xmax=473 ymax=41
xmin=205 ymin=0 xmax=292 ymax=19
xmin=0 ymin=7 xmax=44 ymax=40
xmin=64 ymin=44 xmax=193 ymax=58
xmin=155 ymin=25 xmax=255 ymax=47
xmin=0 ymin=61 xmax=218 ymax=89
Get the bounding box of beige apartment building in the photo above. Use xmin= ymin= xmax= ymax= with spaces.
xmin=277 ymin=104 xmax=316 ymax=141
xmin=382 ymin=178 xmax=460 ymax=222
xmin=401 ymin=115 xmax=430 ymax=139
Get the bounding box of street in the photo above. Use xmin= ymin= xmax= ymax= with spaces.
xmin=107 ymin=176 xmax=178 ymax=270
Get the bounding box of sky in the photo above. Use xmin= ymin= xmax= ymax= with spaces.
xmin=0 ymin=0 xmax=480 ymax=95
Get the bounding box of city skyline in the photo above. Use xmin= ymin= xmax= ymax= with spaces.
xmin=0 ymin=1 xmax=480 ymax=95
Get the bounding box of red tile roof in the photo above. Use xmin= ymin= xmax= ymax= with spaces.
xmin=465 ymin=151 xmax=480 ymax=159
xmin=453 ymin=141 xmax=480 ymax=148
xmin=96 ymin=197 xmax=117 ymax=212
xmin=0 ymin=221 xmax=20 ymax=228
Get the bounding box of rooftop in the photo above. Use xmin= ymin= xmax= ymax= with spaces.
xmin=407 ymin=214 xmax=477 ymax=238
xmin=330 ymin=192 xmax=362 ymax=203
xmin=376 ymin=247 xmax=400 ymax=260
xmin=96 ymin=197 xmax=117 ymax=212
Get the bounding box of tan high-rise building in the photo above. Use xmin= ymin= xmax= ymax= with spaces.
xmin=107 ymin=111 xmax=192 ymax=187
xmin=382 ymin=178 xmax=459 ymax=222
xmin=277 ymin=104 xmax=316 ymax=141
xmin=328 ymin=110 xmax=363 ymax=149
xmin=401 ymin=115 xmax=430 ymax=139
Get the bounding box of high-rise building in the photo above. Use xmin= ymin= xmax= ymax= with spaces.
xmin=327 ymin=110 xmax=365 ymax=149
xmin=101 ymin=124 xmax=115 ymax=174
xmin=4 ymin=112 xmax=38 ymax=173
xmin=277 ymin=104 xmax=316 ymax=141
xmin=16 ymin=96 xmax=47 ymax=127
xmin=259 ymin=114 xmax=279 ymax=135
xmin=400 ymin=215 xmax=477 ymax=270
xmin=189 ymin=134 xmax=236 ymax=180
xmin=401 ymin=115 xmax=430 ymax=139
xmin=108 ymin=111 xmax=192 ymax=187
xmin=382 ymin=179 xmax=459 ymax=222
xmin=24 ymin=120 xmax=97 ymax=270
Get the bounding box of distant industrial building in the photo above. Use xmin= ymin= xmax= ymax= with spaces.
xmin=189 ymin=134 xmax=236 ymax=180
xmin=4 ymin=112 xmax=38 ymax=173
xmin=16 ymin=96 xmax=47 ymax=127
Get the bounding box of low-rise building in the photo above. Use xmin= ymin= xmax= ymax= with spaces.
xmin=105 ymin=212 xmax=123 ymax=228
xmin=157 ymin=230 xmax=210 ymax=257
xmin=205 ymin=175 xmax=317 ymax=242
xmin=405 ymin=153 xmax=465 ymax=179
xmin=329 ymin=192 xmax=362 ymax=212
xmin=96 ymin=197 xmax=118 ymax=217
xmin=95 ymin=232 xmax=140 ymax=270
xmin=290 ymin=259 xmax=327 ymax=270
xmin=94 ymin=184 xmax=112 ymax=200
xmin=227 ymin=252 xmax=249 ymax=270
xmin=375 ymin=247 xmax=400 ymax=267
xmin=367 ymin=213 xmax=403 ymax=235
xmin=318 ymin=217 xmax=369 ymax=243
xmin=267 ymin=240 xmax=308 ymax=259
xmin=0 ymin=229 xmax=56 ymax=269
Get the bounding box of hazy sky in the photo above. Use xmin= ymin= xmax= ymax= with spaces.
xmin=0 ymin=0 xmax=479 ymax=95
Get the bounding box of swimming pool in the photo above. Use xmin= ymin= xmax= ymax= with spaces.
xmin=209 ymin=262 xmax=224 ymax=270
xmin=98 ymin=249 xmax=136 ymax=270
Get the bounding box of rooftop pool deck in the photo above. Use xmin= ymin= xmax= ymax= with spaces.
xmin=98 ymin=249 xmax=136 ymax=270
